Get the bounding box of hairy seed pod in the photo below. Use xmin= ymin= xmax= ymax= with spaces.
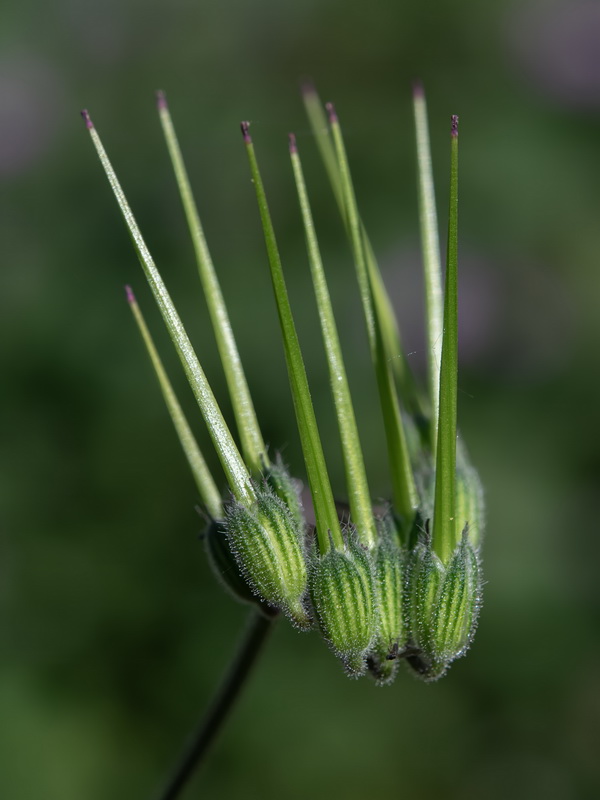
xmin=405 ymin=538 xmax=445 ymax=656
xmin=404 ymin=533 xmax=481 ymax=680
xmin=225 ymin=488 xmax=310 ymax=629
xmin=431 ymin=535 xmax=481 ymax=662
xmin=368 ymin=520 xmax=406 ymax=685
xmin=311 ymin=533 xmax=377 ymax=676
xmin=206 ymin=518 xmax=263 ymax=608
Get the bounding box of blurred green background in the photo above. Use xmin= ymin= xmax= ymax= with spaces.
xmin=2 ymin=0 xmax=599 ymax=797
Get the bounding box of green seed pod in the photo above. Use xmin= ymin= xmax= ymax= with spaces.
xmin=430 ymin=535 xmax=481 ymax=664
xmin=367 ymin=518 xmax=406 ymax=685
xmin=404 ymin=533 xmax=481 ymax=681
xmin=405 ymin=537 xmax=445 ymax=659
xmin=225 ymin=488 xmax=310 ymax=629
xmin=311 ymin=533 xmax=377 ymax=677
xmin=205 ymin=518 xmax=262 ymax=608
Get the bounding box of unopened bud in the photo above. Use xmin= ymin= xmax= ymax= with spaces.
xmin=225 ymin=488 xmax=310 ymax=629
xmin=311 ymin=533 xmax=376 ymax=676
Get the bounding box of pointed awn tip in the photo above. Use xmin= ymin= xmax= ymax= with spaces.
xmin=412 ymin=80 xmax=425 ymax=98
xmin=288 ymin=132 xmax=297 ymax=153
xmin=80 ymin=109 xmax=93 ymax=129
xmin=300 ymin=79 xmax=316 ymax=96
xmin=451 ymin=114 xmax=459 ymax=136
xmin=125 ymin=285 xmax=136 ymax=305
xmin=155 ymin=90 xmax=168 ymax=110
xmin=325 ymin=102 xmax=338 ymax=124
xmin=240 ymin=121 xmax=252 ymax=144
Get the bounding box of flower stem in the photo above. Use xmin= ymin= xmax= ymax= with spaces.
xmin=413 ymin=83 xmax=443 ymax=451
xmin=156 ymin=91 xmax=267 ymax=475
xmin=126 ymin=285 xmax=223 ymax=519
xmin=241 ymin=121 xmax=344 ymax=554
xmin=289 ymin=134 xmax=377 ymax=550
xmin=432 ymin=116 xmax=459 ymax=564
xmin=155 ymin=610 xmax=275 ymax=800
xmin=81 ymin=109 xmax=256 ymax=509
xmin=327 ymin=103 xmax=418 ymax=519
xmin=301 ymin=85 xmax=424 ymax=424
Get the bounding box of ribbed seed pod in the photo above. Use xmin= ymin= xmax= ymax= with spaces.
xmin=311 ymin=534 xmax=377 ymax=676
xmin=405 ymin=539 xmax=445 ymax=656
xmin=404 ymin=534 xmax=482 ymax=681
xmin=205 ymin=518 xmax=263 ymax=608
xmin=224 ymin=488 xmax=310 ymax=629
xmin=368 ymin=522 xmax=406 ymax=685
xmin=430 ymin=535 xmax=481 ymax=663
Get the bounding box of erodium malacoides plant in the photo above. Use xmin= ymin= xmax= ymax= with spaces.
xmin=82 ymin=84 xmax=484 ymax=687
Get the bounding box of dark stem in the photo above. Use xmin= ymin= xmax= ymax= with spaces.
xmin=155 ymin=610 xmax=275 ymax=800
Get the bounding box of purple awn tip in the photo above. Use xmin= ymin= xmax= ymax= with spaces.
xmin=451 ymin=114 xmax=459 ymax=137
xmin=156 ymin=90 xmax=168 ymax=110
xmin=240 ymin=120 xmax=252 ymax=144
xmin=80 ymin=109 xmax=94 ymax=130
xmin=300 ymin=78 xmax=316 ymax=97
xmin=288 ymin=132 xmax=297 ymax=154
xmin=325 ymin=102 xmax=338 ymax=124
xmin=125 ymin=285 xmax=136 ymax=305
xmin=412 ymin=80 xmax=425 ymax=99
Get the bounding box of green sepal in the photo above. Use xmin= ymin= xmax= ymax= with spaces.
xmin=311 ymin=532 xmax=377 ymax=677
xmin=224 ymin=488 xmax=310 ymax=629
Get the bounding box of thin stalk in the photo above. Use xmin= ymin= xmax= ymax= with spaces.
xmin=241 ymin=122 xmax=344 ymax=553
xmin=413 ymin=83 xmax=443 ymax=449
xmin=155 ymin=610 xmax=275 ymax=800
xmin=432 ymin=116 xmax=459 ymax=564
xmin=326 ymin=104 xmax=375 ymax=350
xmin=327 ymin=104 xmax=418 ymax=518
xmin=289 ymin=134 xmax=377 ymax=550
xmin=301 ymin=85 xmax=423 ymax=418
xmin=156 ymin=91 xmax=267 ymax=475
xmin=81 ymin=110 xmax=255 ymax=508
xmin=301 ymin=83 xmax=344 ymax=208
xmin=126 ymin=286 xmax=222 ymax=519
